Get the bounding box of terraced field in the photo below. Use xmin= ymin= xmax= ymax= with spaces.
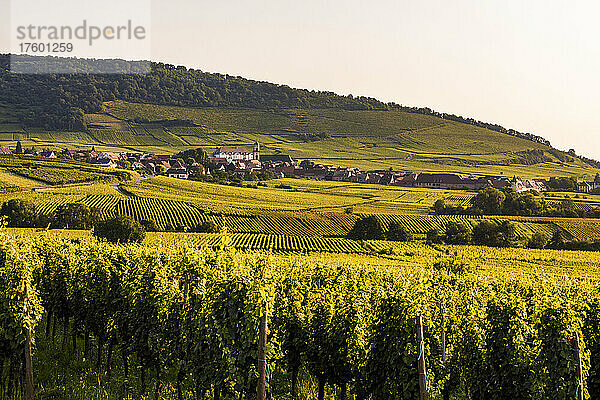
xmin=554 ymin=219 xmax=600 ymax=240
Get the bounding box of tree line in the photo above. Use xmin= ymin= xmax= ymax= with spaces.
xmin=434 ymin=186 xmax=600 ymax=218
xmin=346 ymin=214 xmax=600 ymax=252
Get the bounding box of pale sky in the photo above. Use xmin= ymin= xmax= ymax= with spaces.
xmin=1 ymin=0 xmax=599 ymax=158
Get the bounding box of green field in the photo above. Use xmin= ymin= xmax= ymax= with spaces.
xmin=0 ymin=155 xmax=139 ymax=191
xmin=1 ymin=101 xmax=599 ymax=178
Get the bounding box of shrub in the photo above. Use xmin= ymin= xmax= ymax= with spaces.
xmin=386 ymin=222 xmax=412 ymax=242
xmin=0 ymin=199 xmax=37 ymax=227
xmin=54 ymin=203 xmax=100 ymax=229
xmin=444 ymin=222 xmax=472 ymax=245
xmin=472 ymin=220 xmax=499 ymax=246
xmin=139 ymin=219 xmax=158 ymax=232
xmin=193 ymin=220 xmax=220 ymax=233
xmin=426 ymin=228 xmax=443 ymax=244
xmin=547 ymin=230 xmax=568 ymax=249
xmin=470 ymin=188 xmax=506 ymax=215
xmin=527 ymin=232 xmax=548 ymax=249
xmin=433 ymin=199 xmax=446 ymax=214
xmin=495 ymin=221 xmax=518 ymax=247
xmin=93 ymin=216 xmax=146 ymax=243
xmin=347 ymin=216 xmax=385 ymax=240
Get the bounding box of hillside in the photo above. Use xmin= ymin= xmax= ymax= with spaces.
xmin=0 ymin=55 xmax=598 ymax=178
xmin=0 ymin=100 xmax=598 ymax=178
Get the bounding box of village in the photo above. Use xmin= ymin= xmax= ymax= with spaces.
xmin=2 ymin=141 xmax=600 ymax=193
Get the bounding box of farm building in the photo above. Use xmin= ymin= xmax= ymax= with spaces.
xmin=510 ymin=177 xmax=546 ymax=192
xmin=90 ymin=157 xmax=117 ymax=168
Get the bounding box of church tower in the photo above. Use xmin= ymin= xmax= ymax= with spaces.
xmin=253 ymin=141 xmax=260 ymax=161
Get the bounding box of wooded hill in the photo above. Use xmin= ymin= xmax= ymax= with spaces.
xmin=1 ymin=54 xmax=548 ymax=145
xmin=2 ymin=54 xmax=600 ymax=177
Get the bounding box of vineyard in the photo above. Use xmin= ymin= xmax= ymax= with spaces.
xmin=4 ymin=173 xmax=600 ymax=247
xmin=157 ymin=232 xmax=368 ymax=253
xmin=2 ymin=232 xmax=600 ymax=399
xmin=85 ymin=101 xmax=600 ymax=177
xmin=0 ymin=156 xmax=138 ymax=189
xmin=3 ymin=47 xmax=600 ymax=400
xmin=554 ymin=219 xmax=600 ymax=241
xmin=69 ymin=194 xmax=356 ymax=236
xmin=118 ymin=176 xmax=483 ymax=215
xmin=6 ymin=186 xmax=600 ymax=241
xmin=0 ymin=180 xmax=18 ymax=193
xmin=9 ymin=167 xmax=114 ymax=185
xmin=20 ymin=192 xmax=582 ymax=240
xmin=9 ymin=228 xmax=600 ymax=279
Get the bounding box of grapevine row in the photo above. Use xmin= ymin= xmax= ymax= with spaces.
xmin=2 ymin=234 xmax=600 ymax=399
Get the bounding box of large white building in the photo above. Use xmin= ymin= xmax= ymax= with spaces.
xmin=213 ymin=142 xmax=260 ymax=162
xmin=510 ymin=177 xmax=546 ymax=192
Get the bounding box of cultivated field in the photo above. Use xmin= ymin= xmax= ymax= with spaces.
xmin=4 ymin=174 xmax=600 ymax=244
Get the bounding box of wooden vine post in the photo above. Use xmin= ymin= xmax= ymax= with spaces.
xmin=441 ymin=306 xmax=446 ymax=367
xmin=257 ymin=299 xmax=268 ymax=400
xmin=572 ymin=331 xmax=584 ymax=400
xmin=24 ymin=284 xmax=34 ymax=400
xmin=416 ymin=315 xmax=428 ymax=400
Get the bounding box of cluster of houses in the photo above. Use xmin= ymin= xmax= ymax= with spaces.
xmin=295 ymin=163 xmax=548 ymax=193
xmin=3 ymin=142 xmax=600 ymax=193
xmin=207 ymin=142 xmax=297 ymax=176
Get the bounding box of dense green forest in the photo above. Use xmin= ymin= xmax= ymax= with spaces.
xmin=1 ymin=54 xmax=550 ymax=147
xmin=1 ymin=55 xmax=386 ymax=130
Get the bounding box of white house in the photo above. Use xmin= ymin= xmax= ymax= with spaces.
xmin=166 ymin=167 xmax=189 ymax=179
xmin=213 ymin=142 xmax=260 ymax=163
xmin=90 ymin=157 xmax=117 ymax=168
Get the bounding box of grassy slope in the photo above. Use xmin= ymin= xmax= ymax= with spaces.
xmin=0 ymin=170 xmax=43 ymax=188
xmin=1 ymin=101 xmax=598 ymax=178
